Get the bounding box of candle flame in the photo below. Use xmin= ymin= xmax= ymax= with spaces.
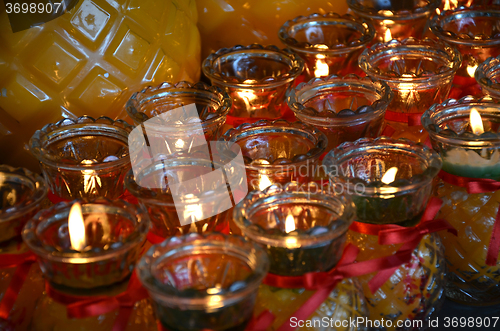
xmin=175 ymin=139 xmax=185 ymax=149
xmin=314 ymin=54 xmax=329 ymax=77
xmin=470 ymin=108 xmax=484 ymax=135
xmin=381 ymin=167 xmax=398 ymax=184
xmin=258 ymin=174 xmax=272 ymax=191
xmin=384 ymin=29 xmax=392 ymax=42
xmin=467 ymin=65 xmax=478 ymax=78
xmin=69 ymin=202 xmax=86 ymax=251
xmin=237 ymin=89 xmax=257 ymax=112
xmin=285 ymin=214 xmax=295 ymax=233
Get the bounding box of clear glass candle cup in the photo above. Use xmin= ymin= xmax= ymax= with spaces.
xmin=28 ymin=116 xmax=133 ymax=200
xmin=126 ymin=81 xmax=231 ymax=143
xmin=359 ymin=38 xmax=462 ymax=143
xmin=202 ymin=44 xmax=304 ymax=121
xmin=220 ymin=120 xmax=328 ymax=192
xmin=430 ymin=6 xmax=500 ymax=93
xmin=475 ymin=55 xmax=500 ymax=101
xmin=324 ymin=136 xmax=442 ymax=227
xmin=136 ymin=233 xmax=269 ymax=331
xmin=347 ymin=0 xmax=441 ymax=42
xmin=287 ymin=74 xmax=392 ymax=151
xmin=422 ymin=96 xmax=500 ymax=304
xmin=125 ymin=153 xmax=246 ymax=239
xmin=233 ymin=181 xmax=355 ymax=276
xmin=278 ymin=13 xmax=375 ymax=81
xmin=0 ymin=165 xmax=47 ymax=243
xmin=22 ymin=198 xmax=150 ymax=290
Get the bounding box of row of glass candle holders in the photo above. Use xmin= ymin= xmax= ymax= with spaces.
xmin=2 ymin=95 xmax=500 ymax=330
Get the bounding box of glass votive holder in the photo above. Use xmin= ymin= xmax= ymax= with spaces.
xmin=359 ymin=38 xmax=462 ymax=143
xmin=475 ymin=55 xmax=500 ymax=101
xmin=221 ymin=120 xmax=328 ymax=192
xmin=202 ymin=44 xmax=304 ymax=124
xmin=278 ymin=13 xmax=375 ymax=81
xmin=126 ymin=81 xmax=231 ymax=142
xmin=28 ymin=116 xmax=133 ymax=200
xmin=422 ymin=96 xmax=500 ymax=304
xmin=136 ymin=233 xmax=269 ymax=331
xmin=324 ymin=136 xmax=442 ymax=227
xmin=22 ymin=198 xmax=150 ymax=290
xmin=430 ymin=6 xmax=500 ymax=96
xmin=125 ymin=153 xmax=245 ymax=239
xmin=0 ymin=165 xmax=47 ymax=243
xmin=347 ymin=0 xmax=441 ymax=42
xmin=233 ymin=181 xmax=355 ymax=276
xmin=287 ymin=74 xmax=392 ymax=151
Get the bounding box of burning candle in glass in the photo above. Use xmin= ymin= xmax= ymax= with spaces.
xmin=287 ymin=74 xmax=392 ymax=152
xmin=323 ymin=136 xmax=442 ymax=227
xmin=22 ymin=198 xmax=149 ymax=289
xmin=28 ymin=116 xmax=133 ymax=200
xmin=422 ymin=96 xmax=500 ymax=303
xmin=202 ymin=44 xmax=304 ymax=124
xmin=125 ymin=153 xmax=245 ymax=239
xmin=430 ymin=6 xmax=500 ymax=97
xmin=221 ymin=120 xmax=327 ymax=192
xmin=278 ymin=13 xmax=375 ymax=81
xmin=126 ymin=81 xmax=231 ymax=144
xmin=233 ymin=182 xmax=355 ymax=276
xmin=475 ymin=55 xmax=500 ymax=102
xmin=0 ymin=165 xmax=47 ymax=330
xmin=136 ymin=233 xmax=269 ymax=331
xmin=347 ymin=0 xmax=441 ymax=42
xmin=359 ymin=38 xmax=462 ymax=143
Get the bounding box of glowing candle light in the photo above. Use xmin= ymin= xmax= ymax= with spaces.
xmin=68 ymin=202 xmax=86 ymax=251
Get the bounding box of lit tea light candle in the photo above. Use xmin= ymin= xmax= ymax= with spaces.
xmin=423 ymin=98 xmax=500 ymax=179
xmin=279 ymin=13 xmax=375 ymax=80
xmin=324 ymin=137 xmax=442 ymax=226
xmin=234 ymin=182 xmax=355 ymax=275
xmin=22 ymin=198 xmax=150 ymax=289
xmin=258 ymin=174 xmax=273 ymax=191
xmin=202 ymin=44 xmax=304 ymax=123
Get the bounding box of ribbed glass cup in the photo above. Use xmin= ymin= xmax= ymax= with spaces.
xmin=347 ymin=0 xmax=441 ymax=42
xmin=278 ymin=13 xmax=375 ymax=81
xmin=202 ymin=44 xmax=304 ymax=123
xmin=475 ymin=55 xmax=500 ymax=101
xmin=28 ymin=116 xmax=133 ymax=200
xmin=287 ymin=74 xmax=392 ymax=151
xmin=359 ymin=38 xmax=462 ymax=143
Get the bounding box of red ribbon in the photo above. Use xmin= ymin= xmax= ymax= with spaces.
xmin=46 ymin=273 xmax=148 ymax=331
xmin=439 ymin=170 xmax=500 ymax=266
xmin=349 ymin=197 xmax=457 ymax=293
xmin=262 ymin=243 xmax=409 ymax=331
xmin=0 ymin=252 xmax=37 ymax=320
xmin=384 ymin=110 xmax=423 ymax=126
xmin=158 ymin=309 xmax=275 ymax=331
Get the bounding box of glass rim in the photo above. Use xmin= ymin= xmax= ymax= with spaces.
xmin=22 ymin=198 xmax=150 ymax=263
xmin=220 ymin=119 xmax=327 ymax=170
xmin=422 ymin=95 xmax=500 ymax=147
xmin=136 ymin=232 xmax=269 ymax=309
xmin=430 ymin=7 xmax=500 ymax=47
xmin=358 ymin=38 xmax=462 ymax=84
xmin=233 ymin=181 xmax=355 ymax=248
xmin=286 ymin=74 xmax=392 ymax=125
xmin=126 ymin=81 xmax=231 ymax=128
xmin=475 ymin=55 xmax=500 ymax=96
xmin=0 ymin=165 xmax=48 ymax=223
xmin=347 ymin=0 xmax=441 ymax=20
xmin=323 ymin=136 xmax=442 ymax=197
xmin=278 ymin=13 xmax=375 ymax=55
xmin=202 ymin=44 xmax=305 ymax=89
xmin=28 ymin=116 xmax=133 ymax=171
